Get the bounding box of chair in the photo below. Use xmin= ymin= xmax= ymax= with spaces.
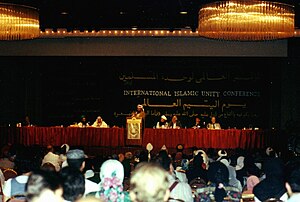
xmin=3 ymin=169 xmax=17 ymax=181
xmin=189 ymin=177 xmax=207 ymax=189
xmin=5 ymin=194 xmax=26 ymax=202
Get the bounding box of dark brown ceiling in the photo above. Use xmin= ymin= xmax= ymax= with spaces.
xmin=4 ymin=0 xmax=300 ymax=31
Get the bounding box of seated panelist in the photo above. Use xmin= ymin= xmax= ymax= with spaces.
xmin=92 ymin=116 xmax=108 ymax=128
xmin=207 ymin=116 xmax=221 ymax=130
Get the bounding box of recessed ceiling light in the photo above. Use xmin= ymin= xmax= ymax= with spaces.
xmin=61 ymin=12 xmax=68 ymax=15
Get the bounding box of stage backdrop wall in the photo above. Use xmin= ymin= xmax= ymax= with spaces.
xmin=0 ymin=57 xmax=288 ymax=129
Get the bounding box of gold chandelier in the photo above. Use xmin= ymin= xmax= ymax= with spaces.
xmin=0 ymin=3 xmax=39 ymax=40
xmin=198 ymin=1 xmax=295 ymax=41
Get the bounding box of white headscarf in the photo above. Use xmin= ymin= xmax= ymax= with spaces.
xmin=235 ymin=156 xmax=245 ymax=171
xmin=100 ymin=159 xmax=124 ymax=182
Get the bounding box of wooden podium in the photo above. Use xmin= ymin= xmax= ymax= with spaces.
xmin=126 ymin=117 xmax=142 ymax=146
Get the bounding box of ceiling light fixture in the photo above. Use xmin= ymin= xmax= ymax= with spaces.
xmin=198 ymin=0 xmax=295 ymax=41
xmin=0 ymin=3 xmax=39 ymax=40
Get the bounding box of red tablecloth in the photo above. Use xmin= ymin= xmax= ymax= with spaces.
xmin=142 ymin=128 xmax=273 ymax=149
xmin=0 ymin=127 xmax=125 ymax=147
xmin=0 ymin=127 xmax=274 ymax=149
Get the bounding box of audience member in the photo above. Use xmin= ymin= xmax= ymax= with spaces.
xmin=3 ymin=148 xmax=39 ymax=201
xmin=96 ymin=159 xmax=130 ymax=202
xmin=155 ymin=150 xmax=193 ymax=202
xmin=60 ymin=166 xmax=85 ymax=202
xmin=130 ymin=163 xmax=170 ymax=202
xmin=59 ymin=143 xmax=70 ymax=168
xmin=26 ymin=170 xmax=63 ymax=202
xmin=285 ymin=160 xmax=300 ymax=201
xmin=0 ymin=143 xmax=15 ymax=169
xmin=66 ymin=149 xmax=99 ymax=196
xmin=220 ymin=158 xmax=242 ymax=192
xmin=42 ymin=145 xmax=61 ymax=172
xmin=186 ymin=154 xmax=208 ymax=183
xmin=253 ymin=158 xmax=287 ymax=202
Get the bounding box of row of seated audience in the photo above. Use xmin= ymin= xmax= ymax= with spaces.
xmin=1 ymin=142 xmax=300 ymax=202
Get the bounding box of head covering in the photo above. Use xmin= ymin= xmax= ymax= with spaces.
xmin=137 ymin=104 xmax=143 ymax=109
xmin=125 ymin=152 xmax=133 ymax=159
xmin=161 ymin=145 xmax=167 ymax=151
xmin=235 ymin=156 xmax=245 ymax=171
xmin=217 ymin=150 xmax=227 ymax=161
xmin=61 ymin=143 xmax=70 ymax=153
xmin=98 ymin=159 xmax=126 ymax=202
xmin=220 ymin=159 xmax=230 ymax=167
xmin=85 ymin=169 xmax=95 ymax=178
xmin=176 ymin=144 xmax=184 ymax=152
xmin=263 ymin=158 xmax=284 ymax=177
xmin=253 ymin=176 xmax=286 ymax=201
xmin=161 ymin=115 xmax=167 ymax=120
xmin=253 ymin=158 xmax=286 ymax=201
xmin=266 ymin=147 xmax=274 ymax=156
xmin=181 ymin=159 xmax=189 ymax=171
xmin=223 ymin=162 xmax=243 ymax=192
xmin=246 ymin=175 xmax=260 ymax=192
xmin=194 ymin=149 xmax=209 ymax=167
xmin=100 ymin=159 xmax=124 ymax=182
xmin=67 ymin=149 xmax=86 ymax=160
xmin=146 ymin=143 xmax=153 ymax=151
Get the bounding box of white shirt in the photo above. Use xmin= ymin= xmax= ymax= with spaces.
xmin=168 ymin=174 xmax=193 ymax=202
xmin=84 ymin=179 xmax=99 ymax=196
xmin=92 ymin=121 xmax=108 ymax=128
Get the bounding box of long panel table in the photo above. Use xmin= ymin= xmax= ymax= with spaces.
xmin=0 ymin=127 xmax=125 ymax=147
xmin=142 ymin=128 xmax=274 ymax=149
xmin=0 ymin=127 xmax=275 ymax=149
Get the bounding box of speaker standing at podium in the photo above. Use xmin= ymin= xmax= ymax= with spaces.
xmin=132 ymin=104 xmax=146 ymax=128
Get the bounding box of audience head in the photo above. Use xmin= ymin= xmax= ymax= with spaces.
xmin=253 ymin=158 xmax=286 ymax=201
xmin=99 ymin=159 xmax=124 ymax=182
xmin=26 ymin=170 xmax=63 ymax=202
xmin=98 ymin=159 xmax=126 ymax=201
xmin=60 ymin=166 xmax=85 ymax=202
xmin=263 ymin=157 xmax=284 ymax=178
xmin=246 ymin=175 xmax=260 ymax=192
xmin=155 ymin=151 xmax=172 ymax=172
xmin=60 ymin=144 xmax=70 ymax=155
xmin=130 ymin=163 xmax=170 ymax=202
xmin=193 ymin=154 xmax=204 ymax=169
xmin=15 ymin=147 xmax=39 ymax=174
xmin=66 ymin=149 xmax=86 ymax=171
xmin=176 ymin=144 xmax=184 ymax=153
